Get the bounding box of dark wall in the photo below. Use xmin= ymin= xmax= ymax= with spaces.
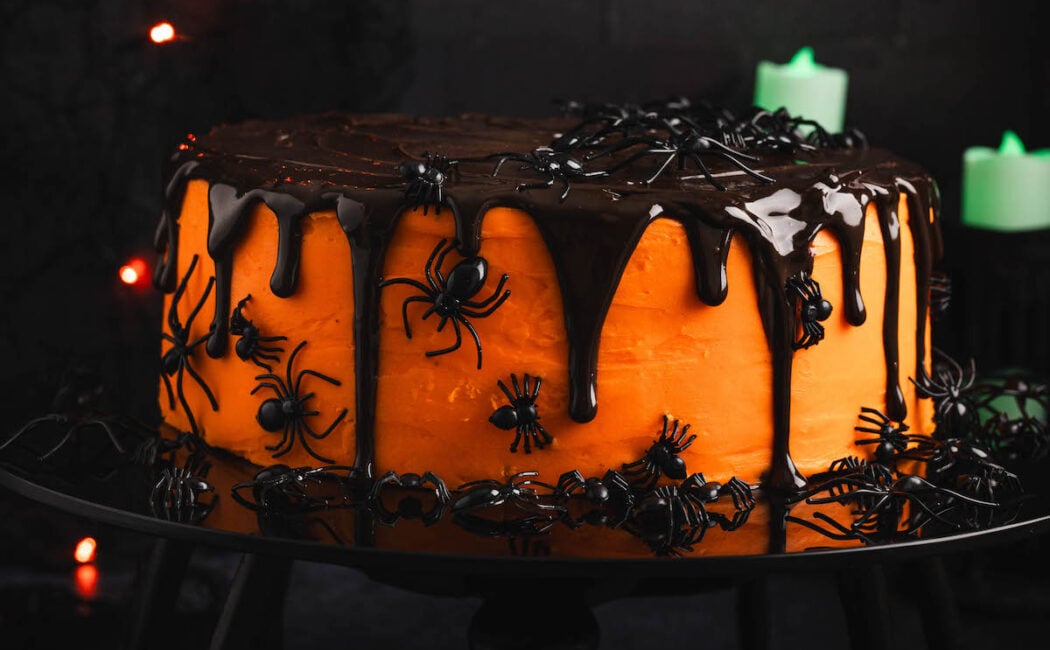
xmin=2 ymin=0 xmax=1048 ymax=424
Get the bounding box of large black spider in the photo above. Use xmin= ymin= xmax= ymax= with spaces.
xmin=160 ymin=254 xmax=218 ymax=436
xmin=379 ymin=238 xmax=510 ymax=369
xmin=786 ymin=271 xmax=833 ymax=350
xmin=854 ymin=407 xmax=912 ymax=467
xmin=149 ymin=453 xmax=216 ymax=524
xmin=489 ymin=373 xmax=552 ymax=453
xmin=622 ymin=415 xmax=697 ymax=490
xmin=399 ymin=152 xmax=455 ymax=215
xmin=251 ymin=340 xmax=347 ymax=464
xmin=368 ymin=470 xmax=451 ymax=527
xmin=450 ymin=471 xmax=565 ymax=516
xmin=585 ymin=127 xmax=774 ymax=190
xmin=231 ymin=463 xmax=354 ymax=513
xmin=488 ymin=147 xmax=608 ymax=201
xmin=909 ymin=349 xmax=978 ymax=439
xmin=229 ymin=294 xmax=287 ymax=372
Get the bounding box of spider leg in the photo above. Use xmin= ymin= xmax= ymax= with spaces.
xmin=509 ymin=428 xmax=524 ymax=453
xmin=183 ymin=360 xmax=219 ymax=411
xmin=0 ymin=415 xmax=61 ymax=451
xmin=460 ymin=317 xmax=483 ymax=370
xmin=432 ymin=239 xmax=458 ymax=289
xmin=521 ymin=424 xmax=533 ymax=454
xmin=490 ymin=154 xmax=532 ymax=177
xmin=302 ymin=408 xmax=347 ymax=440
xmin=268 ymin=422 xmax=295 ymax=457
xmin=683 ymin=153 xmax=725 ymax=191
xmin=643 ymin=151 xmax=678 ymax=185
xmin=175 ymin=366 xmax=200 ymax=436
xmin=296 ymin=368 xmax=342 ymax=395
xmin=160 ymin=370 xmax=177 ymax=410
xmin=184 ymin=276 xmax=216 ymax=331
xmin=378 ymin=277 xmax=432 ymax=293
xmin=496 ymin=379 xmax=516 ymax=403
xmin=169 ymin=255 xmax=200 ymax=332
xmin=397 ymin=295 xmax=432 ymax=339
xmin=295 ymin=420 xmax=338 ymax=465
xmin=424 ymin=317 xmax=463 ymax=359
xmin=461 ymin=273 xmax=509 ymax=309
xmin=435 ymin=315 xmax=449 ymax=332
xmin=530 ymin=375 xmax=542 ymax=400
xmin=511 ymin=374 xmax=524 ymax=400
xmin=515 ymin=177 xmax=556 ymax=193
xmin=251 ymin=382 xmax=285 ymax=398
xmin=286 ymin=341 xmax=307 ymax=390
xmin=459 ymin=288 xmax=511 ymax=318
xmin=557 ymin=176 xmax=572 ymax=201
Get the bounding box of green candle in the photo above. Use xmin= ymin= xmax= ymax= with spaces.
xmin=962 ymin=131 xmax=1050 ymax=231
xmin=753 ymin=47 xmax=848 ymax=133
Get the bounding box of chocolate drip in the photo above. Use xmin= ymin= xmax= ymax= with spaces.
xmin=900 ymin=178 xmax=935 ymax=389
xmin=154 ymin=113 xmax=942 ymax=492
xmin=205 ymin=184 xmax=308 ymax=357
xmin=873 ymin=188 xmax=907 ymax=422
xmin=153 ymin=160 xmax=198 ymax=291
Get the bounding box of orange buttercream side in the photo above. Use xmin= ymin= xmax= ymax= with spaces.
xmin=161 ymin=188 xmax=933 ymax=487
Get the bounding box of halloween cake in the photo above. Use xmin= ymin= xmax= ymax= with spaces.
xmin=153 ymin=101 xmax=940 ymax=497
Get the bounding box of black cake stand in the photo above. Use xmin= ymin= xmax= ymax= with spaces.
xmin=2 ymin=440 xmax=1050 ymax=650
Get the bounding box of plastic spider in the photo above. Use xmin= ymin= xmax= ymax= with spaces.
xmin=251 ymin=340 xmax=347 ymax=464
xmin=379 ymin=238 xmax=510 ymax=369
xmin=909 ymin=349 xmax=977 ymax=439
xmin=786 ymin=271 xmax=833 ymax=350
xmin=489 ymin=373 xmax=552 ymax=453
xmin=160 ymin=254 xmax=218 ymax=435
xmin=368 ymin=470 xmax=451 ymax=526
xmin=489 ymin=147 xmax=608 ymax=201
xmin=150 ymin=454 xmax=215 ymax=523
xmin=229 ymin=294 xmax=287 ymax=371
xmin=554 ymin=469 xmax=634 ymax=528
xmin=450 ymin=471 xmax=564 ymax=516
xmin=231 ymin=463 xmax=354 ymax=513
xmin=399 ymin=152 xmax=455 ymax=215
xmin=622 ymin=415 xmax=697 ymax=490
xmin=854 ymin=407 xmax=912 ymax=467
xmin=929 ymin=271 xmax=952 ymax=320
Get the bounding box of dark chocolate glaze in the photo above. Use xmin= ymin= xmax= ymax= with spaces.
xmin=153 ymin=113 xmax=941 ymax=492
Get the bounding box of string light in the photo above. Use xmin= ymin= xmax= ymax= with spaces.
xmin=74 ymin=537 xmax=97 ymax=564
xmin=74 ymin=564 xmax=99 ymax=600
xmin=119 ymin=258 xmax=148 ymax=286
xmin=149 ymin=22 xmax=176 ymax=44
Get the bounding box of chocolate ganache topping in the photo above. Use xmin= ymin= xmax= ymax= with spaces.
xmin=153 ymin=104 xmax=941 ymax=489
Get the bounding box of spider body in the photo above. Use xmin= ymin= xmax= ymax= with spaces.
xmin=379 ymin=238 xmax=510 ymax=369
xmin=369 ymin=470 xmax=451 ymax=526
xmin=160 ymin=254 xmax=219 ymax=435
xmin=786 ymin=272 xmax=833 ymax=350
xmin=229 ymin=294 xmax=288 ymax=371
xmin=622 ymin=415 xmax=697 ymax=490
xmin=489 ymin=373 xmax=552 ymax=453
xmin=490 ymin=147 xmax=608 ymax=201
xmin=251 ymin=341 xmax=347 ymax=464
xmin=150 ymin=454 xmax=215 ymax=523
xmin=232 ymin=463 xmax=353 ymax=512
xmin=399 ymin=152 xmax=455 ymax=214
xmin=854 ymin=407 xmax=912 ymax=467
xmin=451 ymin=471 xmax=564 ymax=515
xmin=554 ymin=469 xmax=634 ymax=528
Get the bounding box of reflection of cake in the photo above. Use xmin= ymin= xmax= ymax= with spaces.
xmin=153 ymin=102 xmax=939 ymax=493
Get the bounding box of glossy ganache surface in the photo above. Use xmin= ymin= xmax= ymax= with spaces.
xmin=152 ymin=103 xmax=941 ymax=492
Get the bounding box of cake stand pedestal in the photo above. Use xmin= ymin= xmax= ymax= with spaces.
xmin=2 ymin=459 xmax=1049 ymax=650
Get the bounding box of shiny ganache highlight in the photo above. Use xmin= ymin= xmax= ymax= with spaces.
xmin=153 ymin=105 xmax=941 ymax=490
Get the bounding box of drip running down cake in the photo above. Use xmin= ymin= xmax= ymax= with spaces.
xmin=154 ymin=101 xmax=940 ymax=494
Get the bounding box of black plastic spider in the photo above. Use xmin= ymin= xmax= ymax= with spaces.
xmin=804 ymin=455 xmax=895 ymax=501
xmin=909 ymin=349 xmax=978 ymax=439
xmin=149 ymin=454 xmax=215 ymax=524
xmin=795 ymin=473 xmax=997 ymax=543
xmin=489 ymin=147 xmax=608 ymax=201
xmin=586 ymin=127 xmax=774 ymax=190
xmin=160 ymin=254 xmax=218 ymax=435
xmin=929 ymin=271 xmax=952 ymax=320
xmin=489 ymin=373 xmax=552 ymax=453
xmin=450 ymin=471 xmax=564 ymax=516
xmin=622 ymin=415 xmax=697 ymax=490
xmin=251 ymin=341 xmax=347 ymax=464
xmin=399 ymin=152 xmax=455 ymax=215
xmin=229 ymin=294 xmax=287 ymax=371
xmin=786 ymin=271 xmax=833 ymax=350
xmin=554 ymin=469 xmax=635 ymax=528
xmin=368 ymin=470 xmax=451 ymax=526
xmin=854 ymin=407 xmax=912 ymax=467
xmin=379 ymin=238 xmax=510 ymax=369
xmin=625 ymin=474 xmax=734 ymax=557
xmin=231 ymin=463 xmax=354 ymax=513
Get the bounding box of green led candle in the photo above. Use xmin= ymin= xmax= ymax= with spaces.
xmin=753 ymin=47 xmax=848 ymax=132
xmin=961 ymin=131 xmax=1050 ymax=231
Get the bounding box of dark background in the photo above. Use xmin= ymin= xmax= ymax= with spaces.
xmin=2 ymin=1 xmax=1049 ymax=648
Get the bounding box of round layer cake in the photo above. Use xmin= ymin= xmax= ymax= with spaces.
xmin=153 ymin=103 xmax=939 ymax=492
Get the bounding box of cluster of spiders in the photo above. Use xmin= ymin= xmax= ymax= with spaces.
xmin=394 ymin=98 xmax=862 ymax=205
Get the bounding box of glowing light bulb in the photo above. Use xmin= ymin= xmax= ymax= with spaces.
xmin=75 ymin=564 xmax=99 ymax=599
xmin=150 ymin=22 xmax=176 ymax=44
xmin=119 ymin=258 xmax=148 ymax=286
xmin=74 ymin=537 xmax=97 ymax=564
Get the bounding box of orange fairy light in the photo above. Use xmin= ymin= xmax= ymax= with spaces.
xmin=149 ymin=21 xmax=176 ymax=44
xmin=74 ymin=536 xmax=97 ymax=564
xmin=119 ymin=257 xmax=149 ymax=286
